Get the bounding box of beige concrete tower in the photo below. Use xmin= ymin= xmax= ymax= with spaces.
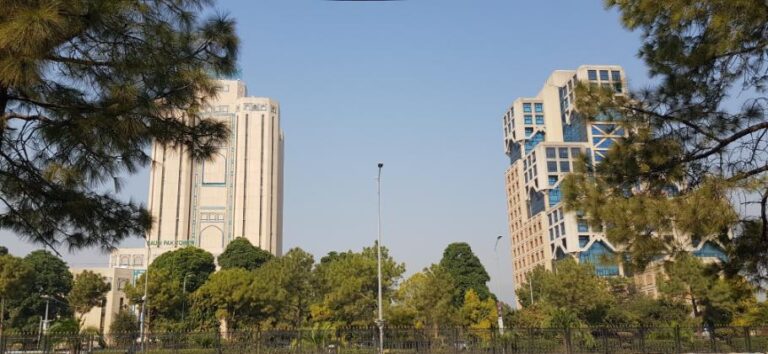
xmin=143 ymin=79 xmax=284 ymax=258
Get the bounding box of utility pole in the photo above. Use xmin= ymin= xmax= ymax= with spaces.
xmin=375 ymin=163 xmax=384 ymax=354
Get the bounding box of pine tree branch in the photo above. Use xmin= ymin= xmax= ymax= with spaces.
xmin=2 ymin=113 xmax=51 ymax=123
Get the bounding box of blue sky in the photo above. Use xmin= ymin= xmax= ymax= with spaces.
xmin=2 ymin=0 xmax=653 ymax=305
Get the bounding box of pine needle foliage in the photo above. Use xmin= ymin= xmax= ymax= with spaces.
xmin=562 ymin=0 xmax=768 ymax=281
xmin=0 ymin=0 xmax=239 ymax=251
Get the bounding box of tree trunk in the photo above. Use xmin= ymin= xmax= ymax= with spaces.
xmin=1 ymin=296 xmax=5 ymax=338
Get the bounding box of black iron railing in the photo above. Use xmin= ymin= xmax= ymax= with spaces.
xmin=0 ymin=326 xmax=766 ymax=353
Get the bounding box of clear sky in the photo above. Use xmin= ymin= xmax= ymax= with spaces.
xmin=1 ymin=0 xmax=654 ymax=305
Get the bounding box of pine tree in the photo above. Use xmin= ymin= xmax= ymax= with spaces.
xmin=0 ymin=0 xmax=238 ymax=251
xmin=562 ymin=0 xmax=768 ymax=279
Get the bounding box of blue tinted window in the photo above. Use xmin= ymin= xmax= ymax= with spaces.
xmin=547 ymin=161 xmax=557 ymax=172
xmin=599 ymin=70 xmax=609 ymax=80
xmin=549 ymin=187 xmax=561 ymax=204
xmin=535 ymin=115 xmax=544 ymax=124
xmin=534 ymin=103 xmax=543 ymax=113
xmin=525 ymin=127 xmax=533 ymax=135
xmin=579 ymin=236 xmax=590 ymax=247
xmin=571 ymin=148 xmax=581 ymax=156
xmin=587 ymin=70 xmax=597 ymax=80
xmin=523 ymin=103 xmax=532 ymax=113
xmin=578 ymin=220 xmax=589 ymax=232
xmin=524 ymin=115 xmax=532 ymax=124
xmin=560 ymin=161 xmax=571 ymax=172
xmin=548 ymin=176 xmax=557 ymax=186
xmin=546 ymin=148 xmax=556 ymax=158
xmin=611 ymin=71 xmax=621 ymax=81
xmin=559 ymin=148 xmax=569 ymax=158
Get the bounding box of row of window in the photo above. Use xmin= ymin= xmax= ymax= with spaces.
xmin=522 ymin=102 xmax=544 ymax=113
xmin=523 ymin=115 xmax=545 ymax=125
xmin=587 ymin=70 xmax=621 ymax=82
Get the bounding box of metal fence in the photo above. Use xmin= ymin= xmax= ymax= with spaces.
xmin=1 ymin=326 xmax=767 ymax=354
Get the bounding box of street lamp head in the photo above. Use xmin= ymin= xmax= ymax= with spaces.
xmin=377 ymin=163 xmax=383 ymax=168
xmin=496 ymin=235 xmax=503 ymax=240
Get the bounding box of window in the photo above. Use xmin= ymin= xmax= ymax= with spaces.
xmin=578 ymin=220 xmax=589 ymax=232
xmin=119 ymin=256 xmax=130 ymax=266
xmin=524 ymin=115 xmax=532 ymax=124
xmin=547 ymin=161 xmax=558 ymax=172
xmin=571 ymin=148 xmax=581 ymax=157
xmin=535 ymin=115 xmax=544 ymax=124
xmin=579 ymin=236 xmax=590 ymax=247
xmin=559 ymin=161 xmax=570 ymax=172
xmin=587 ymin=70 xmax=597 ymax=80
xmin=133 ymin=255 xmax=143 ymax=266
xmin=614 ymin=83 xmax=623 ymax=92
xmin=546 ymin=148 xmax=556 ymax=158
xmin=534 ymin=103 xmax=543 ymax=113
xmin=599 ymin=70 xmax=609 ymax=80
xmin=558 ymin=148 xmax=569 ymax=159
xmin=525 ymin=127 xmax=533 ymax=135
xmin=611 ymin=70 xmax=621 ymax=81
xmin=549 ymin=188 xmax=561 ymax=204
xmin=548 ymin=176 xmax=558 ymax=186
xmin=523 ymin=103 xmax=532 ymax=113
xmin=560 ymin=223 xmax=566 ymax=235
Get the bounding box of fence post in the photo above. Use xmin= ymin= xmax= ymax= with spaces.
xmin=564 ymin=327 xmax=572 ymax=354
xmin=744 ymin=326 xmax=752 ymax=352
xmin=639 ymin=327 xmax=646 ymax=354
xmin=674 ymin=326 xmax=681 ymax=354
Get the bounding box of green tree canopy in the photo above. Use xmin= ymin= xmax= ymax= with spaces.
xmin=193 ymin=268 xmax=260 ymax=331
xmin=516 ymin=259 xmax=615 ymax=325
xmin=562 ymin=0 xmax=768 ymax=281
xmin=439 ymin=242 xmax=491 ymax=306
xmin=0 ymin=0 xmax=238 ymax=252
xmin=7 ymin=250 xmax=73 ymax=331
xmin=311 ymin=243 xmax=405 ymax=327
xmin=68 ymin=270 xmax=110 ymax=324
xmin=658 ymin=253 xmax=756 ymax=327
xmin=389 ymin=264 xmax=457 ymax=329
xmin=217 ymin=238 xmax=274 ymax=271
xmin=124 ymin=247 xmax=215 ymax=330
xmin=150 ymin=246 xmax=216 ymax=292
xmin=109 ymin=310 xmax=139 ymax=345
xmin=250 ymin=248 xmax=315 ymax=328
xmin=0 ymin=254 xmax=32 ymax=335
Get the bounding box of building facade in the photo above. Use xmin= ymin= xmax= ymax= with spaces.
xmin=111 ymin=79 xmax=284 ymax=267
xmin=503 ymin=65 xmax=628 ymax=292
xmin=71 ymin=267 xmax=135 ymax=335
xmin=502 ymin=65 xmax=728 ymax=298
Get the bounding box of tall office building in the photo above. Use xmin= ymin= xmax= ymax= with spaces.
xmin=502 ymin=65 xmax=628 ymax=291
xmin=112 ymin=79 xmax=284 ymax=268
xmin=502 ymin=66 xmax=728 ymax=297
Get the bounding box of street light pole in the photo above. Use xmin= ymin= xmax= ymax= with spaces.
xmin=139 ymin=241 xmax=151 ymax=353
xmin=493 ymin=236 xmax=505 ymax=335
xmin=376 ymin=163 xmax=384 ymax=354
xmin=181 ymin=274 xmax=194 ymax=322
